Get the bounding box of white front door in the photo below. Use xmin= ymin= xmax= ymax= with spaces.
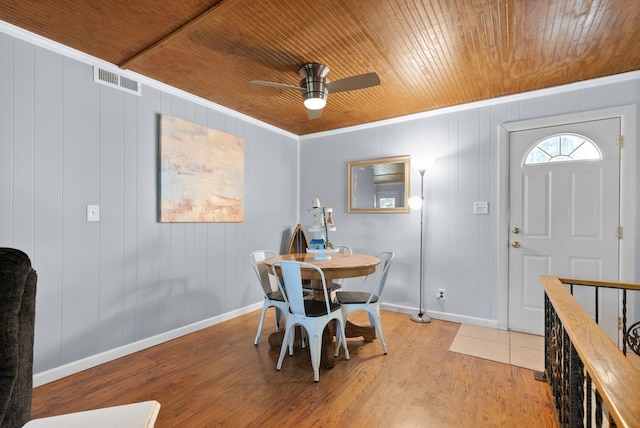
xmin=508 ymin=118 xmax=621 ymax=338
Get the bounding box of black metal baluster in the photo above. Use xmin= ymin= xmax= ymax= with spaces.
xmin=595 ymin=390 xmax=602 ymax=428
xmin=622 ymin=289 xmax=627 ymax=356
xmin=594 ymin=286 xmax=599 ymax=324
xmin=570 ymin=342 xmax=584 ymax=427
xmin=562 ymin=327 xmax=570 ymax=427
xmin=586 ymin=374 xmax=592 ymax=428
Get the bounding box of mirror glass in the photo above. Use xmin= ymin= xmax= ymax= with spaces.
xmin=348 ymin=155 xmax=410 ymax=213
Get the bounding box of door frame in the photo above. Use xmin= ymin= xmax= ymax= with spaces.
xmin=497 ymin=105 xmax=637 ymax=331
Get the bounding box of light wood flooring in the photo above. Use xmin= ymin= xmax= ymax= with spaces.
xmin=32 ymin=310 xmax=557 ymax=427
xmin=450 ymin=324 xmax=545 ymax=372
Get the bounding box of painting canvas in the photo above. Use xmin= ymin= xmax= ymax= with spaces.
xmin=159 ymin=114 xmax=244 ymax=222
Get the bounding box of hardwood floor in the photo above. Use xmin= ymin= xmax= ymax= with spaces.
xmin=32 ymin=310 xmax=557 ymax=427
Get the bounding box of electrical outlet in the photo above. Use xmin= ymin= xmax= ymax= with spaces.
xmin=437 ymin=288 xmax=446 ymax=301
xmin=473 ymin=201 xmax=489 ymax=215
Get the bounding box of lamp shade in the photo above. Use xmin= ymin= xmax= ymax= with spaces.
xmin=408 ymin=196 xmax=423 ymax=210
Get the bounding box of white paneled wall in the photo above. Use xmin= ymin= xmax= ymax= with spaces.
xmin=300 ymin=76 xmax=640 ymax=324
xmin=0 ymin=33 xmax=298 ymax=375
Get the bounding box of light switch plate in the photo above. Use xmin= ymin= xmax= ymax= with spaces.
xmin=473 ymin=201 xmax=489 ymax=215
xmin=87 ymin=205 xmax=100 ymax=222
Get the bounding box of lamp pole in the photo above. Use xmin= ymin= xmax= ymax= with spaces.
xmin=411 ymin=169 xmax=431 ymax=323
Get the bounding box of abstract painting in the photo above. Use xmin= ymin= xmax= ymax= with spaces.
xmin=159 ymin=114 xmax=244 ymax=222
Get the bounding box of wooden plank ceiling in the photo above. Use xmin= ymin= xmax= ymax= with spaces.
xmin=1 ymin=0 xmax=639 ymax=135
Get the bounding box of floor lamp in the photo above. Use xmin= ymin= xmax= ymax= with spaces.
xmin=409 ymin=168 xmax=431 ymax=323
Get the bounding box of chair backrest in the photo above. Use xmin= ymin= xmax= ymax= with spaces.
xmin=250 ymin=250 xmax=278 ymax=295
xmin=272 ymin=261 xmax=331 ymax=316
xmin=369 ymin=251 xmax=394 ymax=302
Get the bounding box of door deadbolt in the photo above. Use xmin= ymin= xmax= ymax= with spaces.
xmin=511 ymin=241 xmax=520 ymax=248
xmin=512 ymin=227 xmax=520 ymax=234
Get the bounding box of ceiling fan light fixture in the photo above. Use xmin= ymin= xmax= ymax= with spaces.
xmin=303 ymin=96 xmax=327 ymax=110
xmin=301 ymin=76 xmax=328 ymax=110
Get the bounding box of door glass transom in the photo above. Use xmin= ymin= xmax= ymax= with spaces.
xmin=524 ymin=133 xmax=602 ymax=165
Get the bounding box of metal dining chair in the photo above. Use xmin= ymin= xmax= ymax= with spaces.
xmin=250 ymin=250 xmax=288 ymax=346
xmin=271 ymin=260 xmax=350 ymax=382
xmin=335 ymin=251 xmax=394 ymax=355
xmin=326 ymin=245 xmax=353 ymax=294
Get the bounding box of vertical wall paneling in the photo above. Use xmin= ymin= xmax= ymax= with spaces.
xmin=458 ymin=109 xmax=481 ymax=317
xmin=191 ymin=104 xmax=211 ymax=323
xmin=0 ymin=33 xmax=12 ymax=241
xmin=122 ymin=92 xmax=138 ymax=345
xmin=11 ymin=39 xmax=34 ymax=255
xmin=445 ymin=112 xmax=461 ymax=314
xmin=33 ymin=46 xmax=64 ymax=369
xmin=61 ymin=58 xmax=101 ymax=363
xmin=98 ymin=84 xmax=126 ymax=352
xmin=135 ymin=86 xmax=162 ymax=340
xmin=205 ymin=109 xmax=226 ymax=317
xmin=425 ymin=115 xmax=453 ymax=313
xmin=489 ymin=103 xmax=510 ymax=321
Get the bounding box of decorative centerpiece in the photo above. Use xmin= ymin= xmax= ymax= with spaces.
xmin=307 ymin=198 xmax=339 ymax=260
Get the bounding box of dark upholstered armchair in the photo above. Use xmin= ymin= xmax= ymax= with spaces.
xmin=0 ymin=248 xmax=37 ymax=428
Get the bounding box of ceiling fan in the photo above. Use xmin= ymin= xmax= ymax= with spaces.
xmin=250 ymin=63 xmax=380 ymax=119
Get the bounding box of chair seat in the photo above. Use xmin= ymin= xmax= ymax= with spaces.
xmin=266 ymin=290 xmax=285 ymax=301
xmin=336 ymin=291 xmax=378 ymax=304
xmin=302 ymin=300 xmax=342 ymax=317
xmin=329 ymin=281 xmax=343 ymax=291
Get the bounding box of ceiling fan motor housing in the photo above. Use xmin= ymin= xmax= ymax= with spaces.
xmin=299 ymin=63 xmax=329 ymax=108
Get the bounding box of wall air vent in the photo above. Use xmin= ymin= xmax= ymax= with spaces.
xmin=93 ymin=67 xmax=142 ymax=96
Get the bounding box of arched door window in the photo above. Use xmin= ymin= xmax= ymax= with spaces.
xmin=524 ymin=133 xmax=602 ymax=165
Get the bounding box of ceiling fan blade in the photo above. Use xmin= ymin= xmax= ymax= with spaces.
xmin=249 ymin=80 xmax=304 ymax=91
xmin=308 ymin=108 xmax=323 ymax=120
xmin=327 ymin=72 xmax=380 ymax=93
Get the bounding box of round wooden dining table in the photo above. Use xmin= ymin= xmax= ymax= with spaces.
xmin=264 ymin=252 xmax=381 ymax=368
xmin=265 ymin=252 xmax=380 ymax=282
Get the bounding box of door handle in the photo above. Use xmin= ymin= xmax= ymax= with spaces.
xmin=511 ymin=241 xmax=520 ymax=248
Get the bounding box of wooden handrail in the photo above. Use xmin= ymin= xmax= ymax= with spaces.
xmin=556 ymin=276 xmax=640 ymax=291
xmin=541 ymin=275 xmax=640 ymax=428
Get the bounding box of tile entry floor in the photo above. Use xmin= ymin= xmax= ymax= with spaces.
xmin=449 ymin=324 xmax=545 ymax=372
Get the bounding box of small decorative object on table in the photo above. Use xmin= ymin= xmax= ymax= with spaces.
xmin=307 ymin=199 xmax=338 ymax=260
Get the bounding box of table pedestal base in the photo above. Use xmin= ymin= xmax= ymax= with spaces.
xmin=268 ymin=321 xmax=376 ymax=368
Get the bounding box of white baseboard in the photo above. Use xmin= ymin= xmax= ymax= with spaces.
xmin=33 ymin=303 xmax=263 ymax=387
xmin=380 ymin=303 xmax=500 ymax=329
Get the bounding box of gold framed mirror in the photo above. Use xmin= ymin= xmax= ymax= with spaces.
xmin=348 ymin=155 xmax=410 ymax=213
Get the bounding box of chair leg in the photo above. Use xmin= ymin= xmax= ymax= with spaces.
xmin=372 ymin=308 xmax=387 ymax=354
xmin=275 ymin=307 xmax=282 ymax=330
xmin=336 ymin=319 xmax=350 ymax=360
xmin=277 ymin=323 xmax=293 ymax=370
xmin=254 ymin=304 xmax=269 ymax=345
xmin=310 ymin=333 xmax=322 ymax=382
xmin=288 ymin=326 xmax=296 ymax=356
